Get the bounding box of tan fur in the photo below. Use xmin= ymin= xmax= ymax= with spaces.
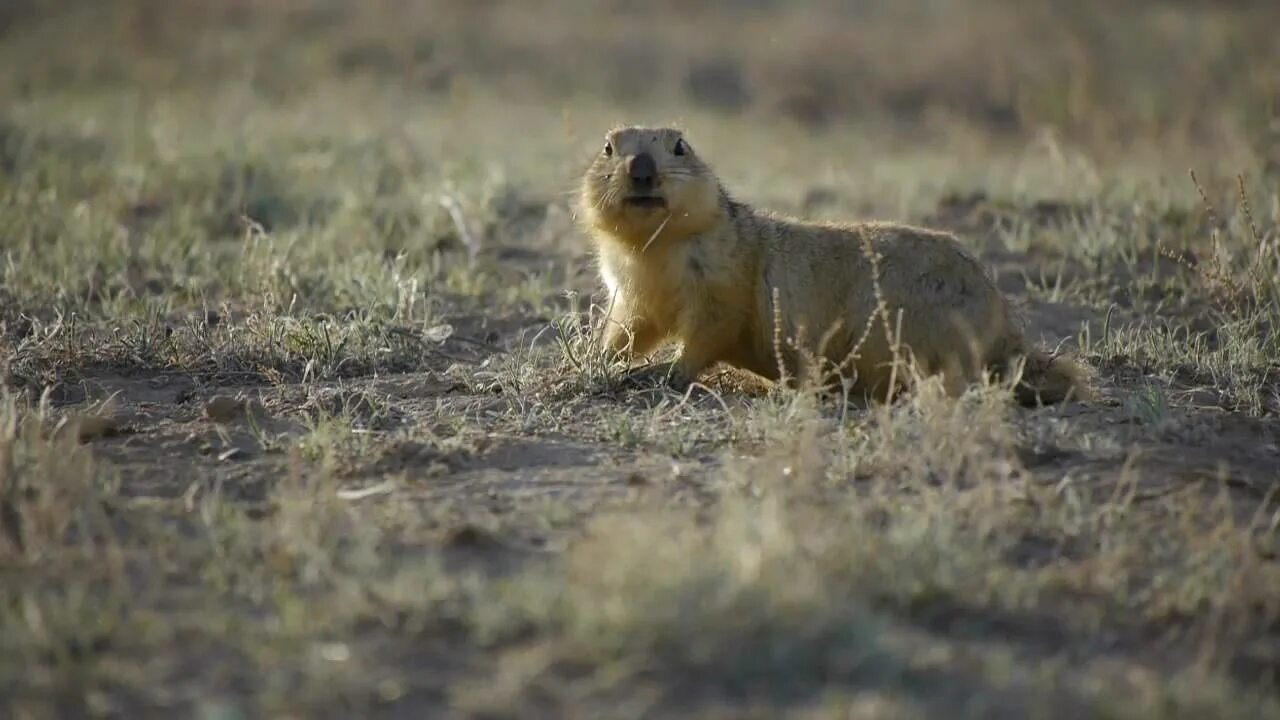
xmin=577 ymin=125 xmax=1092 ymax=405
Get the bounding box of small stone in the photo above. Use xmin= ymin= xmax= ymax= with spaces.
xmin=422 ymin=323 xmax=454 ymax=343
xmin=203 ymin=395 xmax=245 ymax=423
xmin=79 ymin=415 xmax=119 ymax=441
xmin=317 ymin=642 xmax=350 ymax=663
xmin=377 ymin=678 xmax=404 ymax=702
xmin=55 ymin=414 xmax=119 ymax=443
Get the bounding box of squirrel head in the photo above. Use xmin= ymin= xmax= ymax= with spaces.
xmin=579 ymin=126 xmax=721 ymax=249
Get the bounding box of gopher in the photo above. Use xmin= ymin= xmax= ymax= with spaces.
xmin=577 ymin=125 xmax=1089 ymax=405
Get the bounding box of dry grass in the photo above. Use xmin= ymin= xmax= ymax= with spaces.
xmin=2 ymin=1 xmax=1279 ymax=718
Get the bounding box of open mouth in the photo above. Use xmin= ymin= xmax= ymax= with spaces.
xmin=623 ymin=196 xmax=667 ymax=210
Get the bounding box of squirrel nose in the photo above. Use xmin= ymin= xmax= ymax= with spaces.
xmin=628 ymin=152 xmax=656 ymax=189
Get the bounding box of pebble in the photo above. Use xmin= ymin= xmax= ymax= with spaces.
xmin=203 ymin=395 xmax=245 ymax=423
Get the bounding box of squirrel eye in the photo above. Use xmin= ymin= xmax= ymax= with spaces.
xmin=603 ymin=142 xmax=613 ymax=157
xmin=673 ymin=138 xmax=688 ymax=156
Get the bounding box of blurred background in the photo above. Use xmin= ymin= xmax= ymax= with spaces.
xmin=2 ymin=0 xmax=1278 ymax=155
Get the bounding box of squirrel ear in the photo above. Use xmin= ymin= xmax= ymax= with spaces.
xmin=673 ymin=138 xmax=688 ymax=156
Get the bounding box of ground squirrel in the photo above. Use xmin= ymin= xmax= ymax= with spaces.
xmin=577 ymin=125 xmax=1090 ymax=405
